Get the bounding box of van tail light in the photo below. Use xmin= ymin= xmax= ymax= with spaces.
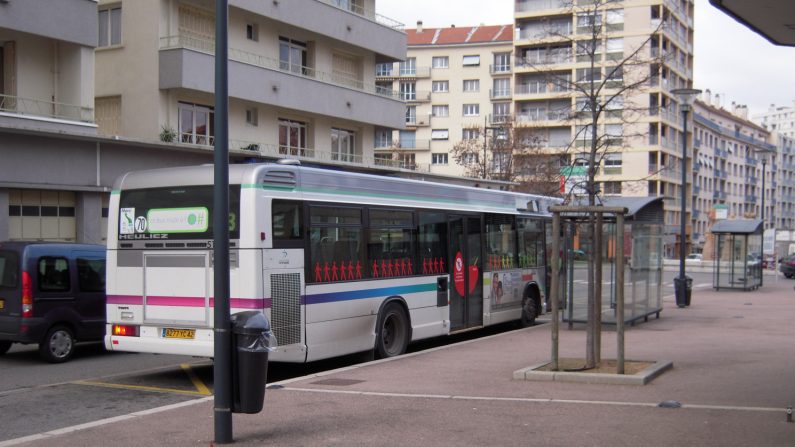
xmin=21 ymin=271 xmax=33 ymax=318
xmin=112 ymin=324 xmax=139 ymax=337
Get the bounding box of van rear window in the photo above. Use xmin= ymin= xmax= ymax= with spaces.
xmin=0 ymin=250 xmax=19 ymax=288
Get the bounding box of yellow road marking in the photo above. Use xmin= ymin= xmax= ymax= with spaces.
xmin=75 ymin=380 xmax=209 ymax=397
xmin=181 ymin=363 xmax=212 ymax=396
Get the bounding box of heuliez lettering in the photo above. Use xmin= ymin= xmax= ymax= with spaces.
xmin=119 ymin=234 xmax=169 ymax=240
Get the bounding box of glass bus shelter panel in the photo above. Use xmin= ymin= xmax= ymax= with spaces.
xmin=563 ymin=222 xmax=664 ymax=325
xmin=714 ymin=233 xmax=762 ymax=290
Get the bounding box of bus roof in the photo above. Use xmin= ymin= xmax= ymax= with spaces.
xmin=113 ymin=162 xmax=560 ymax=215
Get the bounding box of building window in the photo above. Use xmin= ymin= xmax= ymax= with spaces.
xmin=246 ymin=108 xmax=258 ymax=126
xmin=246 ymin=23 xmax=259 ymax=41
xmin=432 ymin=153 xmax=449 ymax=165
xmin=603 ymin=153 xmax=622 ymax=174
xmin=331 ymin=128 xmax=356 ymax=162
xmin=399 ymin=57 xmax=416 ymax=76
xmin=462 ymin=55 xmax=480 ymax=66
xmin=462 ymin=153 xmax=479 ymax=164
xmin=431 ymin=129 xmax=449 ymax=140
xmin=399 ymin=82 xmax=416 ymax=101
xmin=463 ymin=128 xmax=480 ymax=140
xmin=279 ymin=37 xmax=308 ymax=74
xmin=400 ymin=153 xmax=416 ymax=170
xmin=98 ymin=6 xmax=122 ymax=47
xmin=279 ymin=119 xmax=308 ymax=155
xmin=603 ymin=181 xmax=622 ymax=195
xmin=376 ymin=63 xmax=393 ymax=77
xmin=492 ymin=78 xmax=510 ymax=97
xmin=178 ymin=102 xmax=214 ymax=145
xmin=463 ymin=104 xmax=480 ymax=117
xmin=463 ymin=79 xmax=480 ymax=92
xmin=432 ymin=105 xmax=449 ymax=117
xmin=432 ymin=81 xmax=449 ymax=93
xmin=432 ymin=56 xmax=449 ymax=68
xmin=406 ymin=106 xmax=417 ymax=124
xmin=493 ymin=103 xmax=510 ymax=122
xmin=493 ymin=52 xmax=511 ymax=72
xmin=375 ymin=128 xmax=391 ymax=148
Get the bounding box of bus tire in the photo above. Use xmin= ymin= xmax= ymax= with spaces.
xmin=375 ymin=302 xmax=409 ymax=359
xmin=39 ymin=325 xmax=75 ymax=363
xmin=0 ymin=341 xmax=11 ymax=356
xmin=520 ymin=295 xmax=538 ymax=328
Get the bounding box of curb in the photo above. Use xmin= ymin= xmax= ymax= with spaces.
xmin=513 ymin=360 xmax=673 ymax=385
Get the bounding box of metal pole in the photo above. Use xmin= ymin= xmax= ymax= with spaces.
xmin=760 ymin=158 xmax=766 ymax=287
xmin=550 ymin=212 xmax=561 ymax=371
xmin=616 ymin=213 xmax=625 ymax=374
xmin=678 ymin=108 xmax=688 ymax=307
xmin=213 ymin=0 xmax=232 ymax=443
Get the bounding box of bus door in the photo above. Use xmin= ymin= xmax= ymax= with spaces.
xmin=448 ymin=214 xmax=483 ymax=331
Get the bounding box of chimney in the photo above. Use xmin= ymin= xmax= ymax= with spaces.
xmin=738 ymin=105 xmax=749 ymax=120
xmin=451 ymin=24 xmax=455 ymax=28
xmin=416 ymin=20 xmax=423 ymax=33
xmin=714 ymin=93 xmax=721 ymax=108
xmin=704 ymin=89 xmax=711 ymax=105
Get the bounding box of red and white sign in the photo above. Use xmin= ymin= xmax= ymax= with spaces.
xmin=454 ymin=251 xmax=465 ymax=296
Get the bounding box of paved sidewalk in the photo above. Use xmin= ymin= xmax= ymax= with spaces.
xmin=7 ymin=278 xmax=795 ymax=446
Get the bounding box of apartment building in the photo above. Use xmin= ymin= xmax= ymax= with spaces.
xmin=374 ymin=23 xmax=513 ymax=177
xmin=691 ymin=96 xmax=775 ymax=255
xmin=514 ymin=0 xmax=695 ymax=255
xmin=1 ymin=0 xmax=408 ymax=243
xmin=95 ymin=0 xmax=405 ymax=167
xmin=754 ymin=102 xmax=795 ymax=139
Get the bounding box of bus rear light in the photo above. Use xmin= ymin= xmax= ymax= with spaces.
xmin=112 ymin=324 xmax=139 ymax=337
xmin=21 ymin=271 xmax=33 ymax=318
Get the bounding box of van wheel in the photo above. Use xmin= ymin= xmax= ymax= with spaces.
xmin=40 ymin=326 xmax=75 ymax=363
xmin=375 ymin=303 xmax=409 ymax=359
xmin=520 ymin=296 xmax=538 ymax=328
xmin=0 ymin=341 xmax=11 ymax=355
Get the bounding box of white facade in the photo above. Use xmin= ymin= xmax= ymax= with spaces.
xmin=95 ymin=0 xmax=406 ymax=168
xmin=754 ymin=102 xmax=795 ymax=139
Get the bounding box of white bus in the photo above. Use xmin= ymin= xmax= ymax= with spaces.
xmin=105 ymin=162 xmax=558 ymax=362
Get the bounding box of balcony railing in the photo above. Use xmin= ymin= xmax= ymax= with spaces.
xmin=160 ymin=35 xmax=402 ymax=101
xmin=376 ymin=66 xmax=431 ymax=78
xmin=489 ymin=88 xmax=512 ymax=99
xmin=515 ymin=0 xmax=568 ymax=13
xmin=402 ymin=91 xmax=431 ymax=103
xmin=315 ymin=0 xmax=405 ymax=31
xmin=515 ymin=110 xmax=570 ymax=123
xmin=490 ymin=64 xmax=512 ymax=74
xmin=0 ymin=93 xmax=94 ymax=123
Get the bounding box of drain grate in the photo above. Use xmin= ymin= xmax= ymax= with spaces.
xmin=311 ymin=378 xmax=365 ymax=386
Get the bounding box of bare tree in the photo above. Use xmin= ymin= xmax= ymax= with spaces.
xmin=515 ymin=0 xmax=667 ymax=368
xmin=449 ymin=119 xmax=564 ymax=196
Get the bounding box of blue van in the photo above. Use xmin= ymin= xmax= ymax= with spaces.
xmin=0 ymin=242 xmax=106 ymax=363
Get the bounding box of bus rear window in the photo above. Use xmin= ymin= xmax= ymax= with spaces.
xmin=0 ymin=250 xmax=19 ymax=288
xmin=118 ymin=186 xmax=241 ymax=240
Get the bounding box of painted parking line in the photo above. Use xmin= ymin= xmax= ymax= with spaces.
xmin=73 ymin=363 xmax=212 ymax=397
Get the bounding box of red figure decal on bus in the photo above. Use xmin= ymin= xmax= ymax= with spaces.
xmin=356 ymin=261 xmax=363 ymax=279
xmin=408 ymin=259 xmax=414 ymax=275
xmin=348 ymin=261 xmax=354 ymax=280
xmin=381 ymin=260 xmax=387 ymax=277
xmin=340 ymin=261 xmax=347 ymax=281
xmin=323 ymin=263 xmax=330 ymax=282
xmin=315 ymin=263 xmax=322 ymax=282
xmin=331 ymin=261 xmax=339 ymax=281
xmin=372 ymin=260 xmax=379 ymax=278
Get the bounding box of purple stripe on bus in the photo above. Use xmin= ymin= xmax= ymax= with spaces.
xmin=106 ymin=295 xmax=269 ymax=309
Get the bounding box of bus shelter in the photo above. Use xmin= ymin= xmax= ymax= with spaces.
xmin=562 ymin=197 xmax=665 ymax=326
xmin=711 ymin=219 xmax=763 ymax=291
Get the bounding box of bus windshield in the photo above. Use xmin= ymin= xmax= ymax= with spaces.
xmin=117 ymin=185 xmax=241 ymax=240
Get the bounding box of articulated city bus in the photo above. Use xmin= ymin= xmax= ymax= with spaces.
xmin=104 ymin=162 xmax=558 ymax=362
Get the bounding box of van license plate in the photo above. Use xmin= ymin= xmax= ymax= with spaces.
xmin=162 ymin=328 xmax=195 ymax=339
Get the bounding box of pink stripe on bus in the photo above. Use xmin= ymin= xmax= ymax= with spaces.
xmin=107 ymin=295 xmax=269 ymax=309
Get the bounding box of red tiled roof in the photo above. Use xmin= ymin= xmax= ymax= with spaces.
xmin=406 ymin=24 xmax=512 ymax=46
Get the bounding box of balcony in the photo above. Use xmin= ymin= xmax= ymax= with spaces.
xmin=406 ymin=114 xmax=432 ymax=127
xmin=488 ymin=114 xmax=512 ymax=125
xmin=0 ymin=93 xmax=96 ymax=135
xmin=375 ymin=139 xmax=431 ymax=151
xmin=159 ymin=35 xmax=404 ymax=129
xmin=402 ymin=91 xmax=432 ymax=103
xmin=230 ymin=139 xmax=411 ymax=170
xmin=515 ymin=110 xmax=571 ymax=124
xmin=230 ymin=0 xmax=405 ymax=60
xmin=376 ymin=66 xmax=431 ymax=79
xmin=713 ymin=191 xmax=727 ymax=200
xmin=515 ymin=0 xmax=568 ymax=13
xmin=490 ymin=64 xmax=512 ymax=75
xmin=489 ymin=88 xmax=512 ymax=100
xmin=745 ymin=195 xmax=757 ymax=204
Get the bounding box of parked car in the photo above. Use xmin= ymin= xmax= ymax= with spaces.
xmin=686 ymin=253 xmax=703 ymax=262
xmin=780 ymin=254 xmax=795 ymax=279
xmin=0 ymin=242 xmax=106 ymax=362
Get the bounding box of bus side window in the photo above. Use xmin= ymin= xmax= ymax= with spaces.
xmin=272 ymin=200 xmax=304 ymax=248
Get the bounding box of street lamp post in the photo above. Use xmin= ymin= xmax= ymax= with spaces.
xmin=755 ymin=146 xmax=775 ymax=286
xmin=671 ymin=88 xmax=701 ymax=308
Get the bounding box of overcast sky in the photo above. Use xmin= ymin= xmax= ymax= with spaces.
xmin=377 ymin=0 xmax=795 ymax=117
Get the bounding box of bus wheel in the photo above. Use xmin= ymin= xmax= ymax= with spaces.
xmin=375 ymin=303 xmax=409 ymax=359
xmin=0 ymin=341 xmax=11 ymax=356
xmin=39 ymin=326 xmax=75 ymax=363
xmin=520 ymin=296 xmax=537 ymax=328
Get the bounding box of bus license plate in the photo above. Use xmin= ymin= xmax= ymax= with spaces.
xmin=0 ymin=299 xmax=4 ymax=310
xmin=162 ymin=328 xmax=195 ymax=339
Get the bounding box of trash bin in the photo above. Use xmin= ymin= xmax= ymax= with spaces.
xmin=231 ymin=310 xmax=273 ymax=414
xmin=674 ymin=276 xmax=692 ymax=308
